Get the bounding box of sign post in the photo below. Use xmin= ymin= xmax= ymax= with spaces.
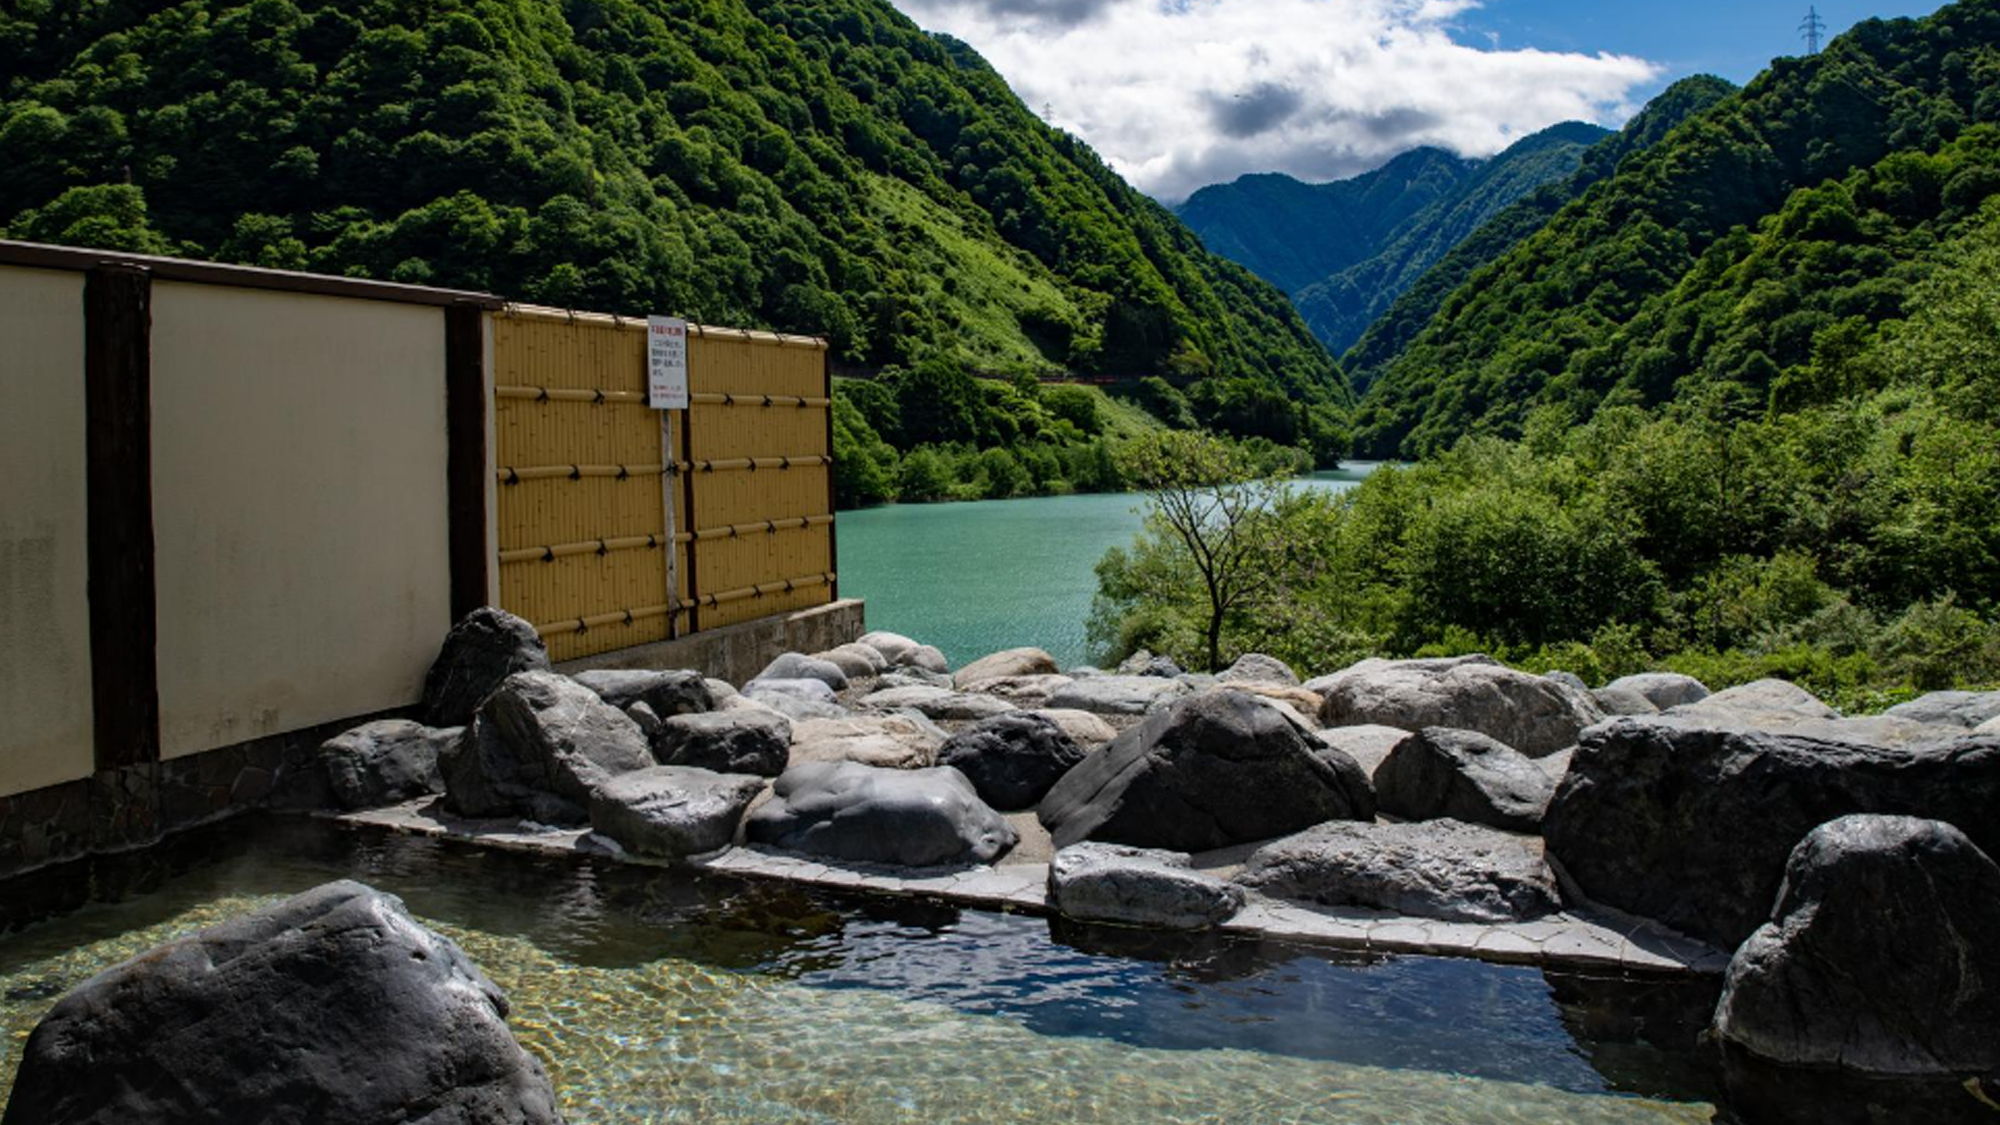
xmin=649 ymin=317 xmax=689 ymax=636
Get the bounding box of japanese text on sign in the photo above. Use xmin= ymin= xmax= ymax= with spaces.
xmin=648 ymin=316 xmax=688 ymax=409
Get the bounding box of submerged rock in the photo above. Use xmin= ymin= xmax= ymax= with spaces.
xmin=746 ymin=761 xmax=1016 ymax=867
xmin=937 ymin=712 xmax=1088 ymax=811
xmin=422 ymin=607 xmax=551 ymax=727
xmin=1310 ymin=657 xmax=1602 ymax=757
xmin=321 ymin=719 xmax=454 ymax=810
xmin=1543 ymin=719 xmax=2000 ymax=948
xmin=1048 ymin=843 xmax=1244 ymax=930
xmin=1374 ymin=727 xmax=1556 ymax=832
xmin=1235 ymin=819 xmax=1561 ymax=924
xmin=440 ymin=670 xmax=653 ymax=825
xmin=572 ymin=669 xmax=712 ymax=719
xmin=1 ymin=881 xmax=560 ymax=1125
xmin=588 ymin=766 xmax=766 ymax=858
xmin=954 ymin=647 xmax=1060 ymax=688
xmin=1713 ymin=815 xmax=2000 ymax=1076
xmin=653 ymin=709 xmax=792 ymax=777
xmin=1038 ymin=690 xmax=1375 ymax=851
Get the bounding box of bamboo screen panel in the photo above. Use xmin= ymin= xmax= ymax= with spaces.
xmin=686 ymin=329 xmax=836 ymax=630
xmin=491 ymin=306 xmax=834 ymax=660
xmin=492 ymin=308 xmax=688 ymax=662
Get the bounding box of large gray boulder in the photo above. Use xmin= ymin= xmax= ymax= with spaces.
xmin=815 ymin=643 xmax=889 ymax=680
xmin=954 ymin=647 xmax=1060 ymax=688
xmin=900 ymin=644 xmax=950 ymax=675
xmin=1665 ymin=678 xmax=1836 ymax=729
xmin=440 ymin=671 xmax=653 ymax=825
xmin=1313 ymin=724 xmax=1412 ymax=781
xmin=1981 ymin=714 xmax=2000 ymax=736
xmin=0 ymin=881 xmax=560 ymax=1125
xmin=1310 ymin=657 xmax=1603 ymax=757
xmin=857 ymin=630 xmax=921 ymax=665
xmin=1034 ymin=708 xmax=1119 ymax=746
xmin=1037 ymin=691 xmax=1376 ymax=851
xmin=1374 ymin=727 xmax=1556 ymax=832
xmin=1882 ymin=690 xmax=2000 ymax=731
xmin=742 ymin=678 xmax=846 ymax=721
xmin=746 ymin=761 xmax=1016 ymax=867
xmin=1044 ymin=674 xmax=1192 ymax=716
xmin=1218 ymin=653 xmax=1300 ymax=686
xmin=754 ymin=652 xmax=848 ymax=692
xmin=321 ymin=720 xmax=454 ymax=810
xmin=1543 ymin=719 xmax=2000 ymax=948
xmin=937 ymin=712 xmax=1088 ymax=811
xmin=858 ymin=685 xmax=1018 ymax=721
xmin=960 ymin=674 xmax=1074 ymax=707
xmin=1606 ymin=672 xmax=1710 ymax=711
xmin=571 ymin=669 xmax=712 ymax=719
xmin=653 ymin=709 xmax=792 ymax=777
xmin=1713 ymin=815 xmax=2000 ymax=1076
xmin=421 ymin=607 xmax=551 ymax=727
xmin=587 ymin=766 xmax=767 ymax=858
xmin=1115 ymin=650 xmax=1184 ymax=678
xmin=1048 ymin=843 xmax=1245 ymax=930
xmin=789 ymin=714 xmax=944 ymax=770
xmin=1234 ymin=819 xmax=1561 ymax=924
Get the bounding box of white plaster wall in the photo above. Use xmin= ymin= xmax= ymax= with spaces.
xmin=0 ymin=267 xmax=94 ymax=795
xmin=151 ymin=282 xmax=451 ymax=760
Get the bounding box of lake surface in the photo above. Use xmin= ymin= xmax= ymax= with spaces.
xmin=838 ymin=464 xmax=1388 ymax=668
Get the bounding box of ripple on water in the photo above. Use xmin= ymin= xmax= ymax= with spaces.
xmin=2 ymin=893 xmax=1710 ymax=1125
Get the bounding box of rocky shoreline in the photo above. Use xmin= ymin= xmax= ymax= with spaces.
xmin=8 ymin=607 xmax=1998 ymax=1124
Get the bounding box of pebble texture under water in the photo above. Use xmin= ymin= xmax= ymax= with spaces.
xmin=0 ymin=823 xmax=1716 ymax=1124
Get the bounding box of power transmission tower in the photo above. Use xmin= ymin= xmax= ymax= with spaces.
xmin=1800 ymin=6 xmax=1826 ymax=54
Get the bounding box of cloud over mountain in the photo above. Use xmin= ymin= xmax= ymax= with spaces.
xmin=893 ymin=0 xmax=1661 ymax=201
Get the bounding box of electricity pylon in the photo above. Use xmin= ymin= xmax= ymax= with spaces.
xmin=1800 ymin=6 xmax=1826 ymax=54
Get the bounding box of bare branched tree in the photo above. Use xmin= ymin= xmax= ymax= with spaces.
xmin=1118 ymin=431 xmax=1287 ymax=671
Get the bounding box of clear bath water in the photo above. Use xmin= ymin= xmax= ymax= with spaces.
xmin=835 ymin=466 xmax=1387 ymax=668
xmin=0 ymin=818 xmax=1722 ymax=1124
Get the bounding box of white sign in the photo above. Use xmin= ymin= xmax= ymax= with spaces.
xmin=647 ymin=315 xmax=689 ymax=409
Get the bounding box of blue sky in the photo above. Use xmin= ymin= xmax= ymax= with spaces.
xmin=894 ymin=0 xmax=1958 ymax=200
xmin=1454 ymin=1 xmax=1949 ymax=90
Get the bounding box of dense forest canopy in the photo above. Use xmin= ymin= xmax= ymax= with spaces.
xmin=0 ymin=0 xmax=1341 ymax=403
xmin=1350 ymin=1 xmax=2000 ymax=456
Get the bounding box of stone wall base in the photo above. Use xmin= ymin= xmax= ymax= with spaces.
xmin=0 ymin=711 xmax=388 ymax=883
xmin=558 ymin=598 xmax=867 ymax=686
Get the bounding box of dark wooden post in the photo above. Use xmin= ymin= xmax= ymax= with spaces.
xmin=680 ymin=406 xmax=701 ymax=634
xmin=83 ymin=264 xmax=160 ymax=773
xmin=444 ymin=304 xmax=489 ymax=622
xmin=823 ymin=344 xmax=838 ymax=599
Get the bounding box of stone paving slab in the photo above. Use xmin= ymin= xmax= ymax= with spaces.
xmin=316 ymin=801 xmax=1727 ymax=976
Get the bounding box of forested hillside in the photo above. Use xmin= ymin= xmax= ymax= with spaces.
xmin=0 ymin=0 xmax=1339 ymax=399
xmin=1351 ymin=3 xmax=2000 ymax=456
xmin=1292 ymin=121 xmax=1609 ymax=357
xmin=1173 ymin=147 xmax=1479 ymax=295
xmin=1340 ymin=76 xmax=1737 ymax=388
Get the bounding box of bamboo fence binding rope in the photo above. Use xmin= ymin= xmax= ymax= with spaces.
xmin=498 ymin=517 xmax=832 ymax=564
xmin=493 ymin=457 xmax=829 ymax=484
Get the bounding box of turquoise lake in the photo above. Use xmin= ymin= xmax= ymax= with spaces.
xmin=837 ymin=464 xmax=1389 ymax=668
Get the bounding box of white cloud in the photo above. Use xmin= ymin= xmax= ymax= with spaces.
xmin=890 ymin=0 xmax=1662 ymax=202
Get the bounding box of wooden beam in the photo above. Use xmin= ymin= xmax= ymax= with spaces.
xmin=83 ymin=265 xmax=160 ymax=771
xmin=444 ymin=304 xmax=489 ymax=622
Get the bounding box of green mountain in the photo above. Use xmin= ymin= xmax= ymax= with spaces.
xmin=0 ymin=0 xmax=1340 ymax=401
xmin=1341 ymin=76 xmax=1739 ymax=390
xmin=1174 ymin=147 xmax=1479 ymax=295
xmin=1351 ymin=2 xmax=2000 ymax=456
xmin=1292 ymin=121 xmax=1611 ymax=360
